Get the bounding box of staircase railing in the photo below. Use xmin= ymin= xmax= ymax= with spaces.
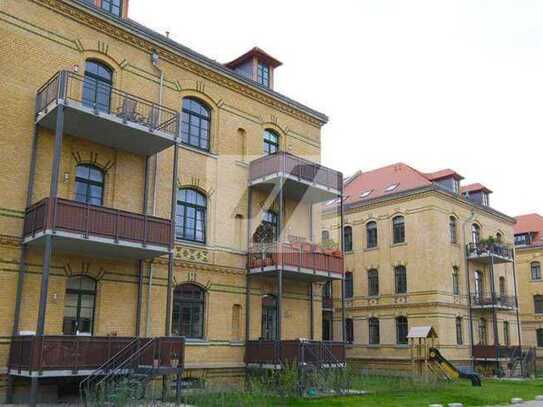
xmin=80 ymin=337 xmax=155 ymax=404
xmin=91 ymin=337 xmax=158 ymax=401
xmin=79 ymin=337 xmax=139 ymax=401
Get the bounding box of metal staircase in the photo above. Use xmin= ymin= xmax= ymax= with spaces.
xmin=79 ymin=337 xmax=184 ymax=406
xmin=508 ymin=347 xmax=536 ymax=378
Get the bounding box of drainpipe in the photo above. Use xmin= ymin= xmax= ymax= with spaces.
xmin=145 ymin=49 xmax=165 ymax=337
xmin=463 ymin=209 xmax=477 ymax=369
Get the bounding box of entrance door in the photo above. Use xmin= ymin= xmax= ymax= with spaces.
xmin=322 ymin=311 xmax=333 ymax=341
xmin=261 ymin=295 xmax=277 ymax=340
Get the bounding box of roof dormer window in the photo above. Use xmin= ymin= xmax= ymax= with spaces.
xmin=101 ymin=0 xmax=122 ymax=17
xmin=257 ymin=62 xmax=270 ymax=87
xmin=225 ymin=47 xmax=282 ymax=90
xmin=360 ymin=190 xmax=373 ymax=199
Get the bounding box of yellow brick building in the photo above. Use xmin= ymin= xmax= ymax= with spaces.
xmin=324 ymin=163 xmax=523 ymax=376
xmin=0 ymin=0 xmax=345 ymax=403
xmin=514 ymin=213 xmax=543 ymax=367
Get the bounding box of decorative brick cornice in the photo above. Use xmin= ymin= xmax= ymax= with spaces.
xmin=31 ymin=0 xmax=325 ymax=128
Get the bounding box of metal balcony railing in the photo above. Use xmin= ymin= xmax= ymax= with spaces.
xmin=470 ymin=292 xmax=516 ymax=309
xmin=248 ymin=242 xmax=344 ymax=276
xmin=36 ymin=70 xmax=179 ymax=138
xmin=466 ymin=242 xmax=514 ymax=262
xmin=23 ymin=197 xmax=171 ymax=248
xmin=249 ymin=151 xmax=343 ymax=192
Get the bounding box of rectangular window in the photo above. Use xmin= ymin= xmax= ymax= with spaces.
xmin=257 ymin=62 xmax=270 ymax=87
xmin=452 ymin=269 xmax=460 ymax=296
xmin=534 ymin=296 xmax=543 ymax=314
xmin=396 ymin=317 xmax=408 ymax=345
xmin=368 ymin=270 xmax=379 ymax=297
xmin=456 ymin=318 xmax=463 ymax=345
xmin=369 ymin=318 xmax=380 ymax=345
xmin=395 ymin=266 xmax=407 ymax=294
xmin=346 ymin=318 xmax=354 ymax=343
xmin=504 ymin=322 xmax=510 ymax=346
xmin=537 ymin=329 xmax=543 ymax=347
xmin=344 ymin=273 xmax=354 ymax=298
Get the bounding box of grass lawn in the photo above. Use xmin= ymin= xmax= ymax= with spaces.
xmin=288 ymin=377 xmax=543 ymax=407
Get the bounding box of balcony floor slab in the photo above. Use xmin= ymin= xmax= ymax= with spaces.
xmin=248 ymin=265 xmax=343 ymax=281
xmin=24 ymin=230 xmax=170 ymax=260
xmin=37 ymin=101 xmax=176 ymax=156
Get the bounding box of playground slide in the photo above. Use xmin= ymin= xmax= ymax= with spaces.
xmin=429 ymin=347 xmax=482 ymax=387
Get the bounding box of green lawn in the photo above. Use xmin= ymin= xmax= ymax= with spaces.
xmin=288 ymin=377 xmax=543 ymax=407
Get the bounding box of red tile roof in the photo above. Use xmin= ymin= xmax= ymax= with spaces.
xmin=461 ymin=183 xmax=493 ymax=194
xmin=514 ymin=213 xmax=543 ymax=235
xmin=342 ymin=163 xmax=493 ymax=207
xmin=342 ymin=163 xmax=433 ymax=205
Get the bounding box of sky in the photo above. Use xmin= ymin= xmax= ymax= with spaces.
xmin=130 ymin=0 xmax=543 ymax=217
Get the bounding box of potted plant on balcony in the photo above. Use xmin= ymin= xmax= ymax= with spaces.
xmin=170 ymin=350 xmax=179 ymax=368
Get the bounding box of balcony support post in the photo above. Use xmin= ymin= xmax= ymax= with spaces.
xmin=7 ymin=121 xmax=41 ymax=403
xmin=136 ymin=156 xmax=151 ymax=337
xmin=245 ymin=187 xmax=253 ymax=352
xmin=165 ymin=143 xmax=179 ymax=336
xmin=339 ymin=193 xmax=346 ymax=344
xmin=309 ymin=282 xmax=314 ymax=340
xmin=277 ymin=174 xmax=284 ymax=344
xmin=511 ymin=251 xmax=523 ymax=361
xmin=489 ymin=254 xmax=500 ymax=374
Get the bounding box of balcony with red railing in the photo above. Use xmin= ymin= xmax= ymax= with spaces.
xmin=248 ymin=242 xmax=344 ymax=281
xmin=245 ymin=339 xmax=345 ymax=368
xmin=35 ymin=71 xmax=179 ymax=155
xmin=8 ymin=335 xmax=184 ymax=377
xmin=23 ymin=197 xmax=171 ymax=259
xmin=249 ymin=152 xmax=343 ymax=202
xmin=472 ymin=345 xmax=520 ymax=360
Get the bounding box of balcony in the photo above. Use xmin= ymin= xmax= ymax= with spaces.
xmin=466 ymin=242 xmax=514 ymax=264
xmin=470 ymin=293 xmax=516 ymax=310
xmin=23 ymin=198 xmax=171 ymax=259
xmin=245 ymin=340 xmax=345 ymax=368
xmin=8 ymin=335 xmax=184 ymax=377
xmin=35 ymin=71 xmax=178 ymax=155
xmin=249 ymin=152 xmax=342 ymax=202
xmin=472 ymin=345 xmax=520 ymax=360
xmin=248 ymin=242 xmax=344 ymax=281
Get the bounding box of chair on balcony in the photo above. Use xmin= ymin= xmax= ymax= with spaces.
xmin=117 ymin=98 xmax=143 ymax=124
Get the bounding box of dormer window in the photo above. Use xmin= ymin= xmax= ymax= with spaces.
xmin=257 ymin=62 xmax=270 ymax=87
xmin=360 ymin=190 xmax=373 ymax=199
xmin=225 ymin=47 xmax=282 ymax=90
xmin=481 ymin=192 xmax=489 ymax=206
xmin=101 ymin=0 xmax=122 ymax=17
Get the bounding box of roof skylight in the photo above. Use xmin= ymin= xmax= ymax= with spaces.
xmin=384 ymin=183 xmax=399 ymax=192
xmin=360 ymin=190 xmax=373 ymax=198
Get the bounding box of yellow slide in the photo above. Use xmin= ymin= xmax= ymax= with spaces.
xmin=429 ymin=348 xmax=481 ymax=386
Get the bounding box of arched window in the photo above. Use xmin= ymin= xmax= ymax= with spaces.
xmin=74 ymin=164 xmax=104 ymax=205
xmin=369 ymin=318 xmax=380 ymax=345
xmin=368 ymin=269 xmax=379 ymax=297
xmin=261 ymin=295 xmax=277 ymax=340
xmin=181 ymin=97 xmax=211 ymax=151
xmin=534 ymin=295 xmax=543 ymax=314
xmin=474 ymin=270 xmax=484 ymax=301
xmin=471 ymin=223 xmax=481 ymax=244
xmin=392 ymin=216 xmax=405 ymax=244
xmin=101 ymin=0 xmax=122 ymax=17
xmin=366 ymin=221 xmax=378 ymax=248
xmin=345 ymin=272 xmax=353 ymax=298
xmin=452 ymin=266 xmax=460 ymax=296
xmin=82 ymin=60 xmax=112 ymax=112
xmin=478 ymin=318 xmax=488 ymax=345
xmin=537 ymin=328 xmax=543 ymax=347
xmin=321 ymin=230 xmax=330 ymax=243
xmin=499 ymin=276 xmax=506 ymax=299
xmin=531 ymin=262 xmax=541 ymax=281
xmin=394 ymin=266 xmax=407 ymax=294
xmin=263 ymin=129 xmax=279 ymax=155
xmin=496 ymin=232 xmax=503 ymax=243
xmin=176 ymin=188 xmax=207 ymax=243
xmin=343 ymin=226 xmax=353 ymax=252
xmin=455 ymin=317 xmax=463 ymax=345
xmin=449 ymin=216 xmax=457 ymax=243
xmin=172 ymin=284 xmax=205 ymax=338
xmin=396 ymin=316 xmax=408 ymax=345
xmin=345 ymin=318 xmax=354 ymax=343
xmin=262 ymin=210 xmax=278 ymax=241
xmin=63 ymin=276 xmax=96 ymax=335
